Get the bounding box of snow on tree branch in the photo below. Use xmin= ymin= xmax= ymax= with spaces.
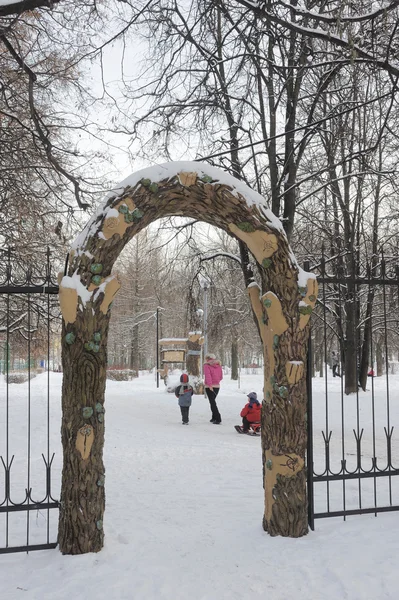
xmin=275 ymin=0 xmax=399 ymax=25
xmin=200 ymin=252 xmax=242 ymax=265
xmin=233 ymin=0 xmax=399 ymax=78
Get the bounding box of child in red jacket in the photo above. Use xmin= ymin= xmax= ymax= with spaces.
xmin=240 ymin=392 xmax=261 ymax=433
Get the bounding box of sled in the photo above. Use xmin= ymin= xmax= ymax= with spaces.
xmin=234 ymin=423 xmax=261 ymax=436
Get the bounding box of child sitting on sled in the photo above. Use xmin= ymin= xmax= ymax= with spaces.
xmin=175 ymin=373 xmax=194 ymax=424
xmin=240 ymin=392 xmax=261 ymax=433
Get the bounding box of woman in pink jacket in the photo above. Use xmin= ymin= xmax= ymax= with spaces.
xmin=203 ymin=353 xmax=223 ymax=424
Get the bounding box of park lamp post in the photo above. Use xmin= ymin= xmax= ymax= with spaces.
xmin=199 ymin=275 xmax=211 ymax=392
xmin=196 ymin=308 xmax=204 ymax=383
xmin=199 ymin=276 xmax=210 ymax=358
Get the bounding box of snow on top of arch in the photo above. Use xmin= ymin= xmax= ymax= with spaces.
xmin=72 ymin=161 xmax=284 ymax=252
xmin=60 ymin=271 xmax=93 ymax=305
xmin=297 ymin=265 xmax=317 ymax=288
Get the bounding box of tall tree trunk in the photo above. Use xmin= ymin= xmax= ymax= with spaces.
xmin=359 ymin=147 xmax=382 ymax=390
xmin=186 ymin=335 xmax=201 ymax=378
xmin=359 ymin=297 xmax=372 ymax=391
xmin=129 ymin=325 xmax=139 ymax=376
xmin=315 ymin=326 xmax=323 ymax=377
xmin=376 ymin=340 xmax=384 ymax=376
xmin=344 ymin=289 xmax=358 ymax=394
xmin=129 ymin=238 xmax=140 ymax=376
xmin=231 ymin=339 xmax=238 ymax=380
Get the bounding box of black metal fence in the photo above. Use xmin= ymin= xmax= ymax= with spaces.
xmin=2 ymin=245 xmax=399 ymax=547
xmin=0 ymin=249 xmax=61 ymax=553
xmin=306 ymin=253 xmax=399 ymax=527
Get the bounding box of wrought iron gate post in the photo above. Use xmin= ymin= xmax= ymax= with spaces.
xmin=307 ymin=252 xmax=399 ymax=523
xmin=304 ymin=261 xmax=315 ymax=531
xmin=0 ymin=248 xmax=60 ymax=554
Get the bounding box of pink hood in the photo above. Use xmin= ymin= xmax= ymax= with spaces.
xmin=203 ymin=360 xmax=223 ymax=387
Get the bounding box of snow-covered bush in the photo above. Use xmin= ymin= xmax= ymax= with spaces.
xmin=166 ymin=370 xmax=203 ymax=394
xmin=7 ymin=371 xmax=37 ymax=384
xmin=106 ymin=369 xmax=137 ymax=381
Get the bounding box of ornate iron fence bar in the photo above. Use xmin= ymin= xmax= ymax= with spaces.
xmin=313 ymin=470 xmax=399 ymax=482
xmin=314 ymin=505 xmax=399 ymax=519
xmin=0 ymin=543 xmax=58 ymax=554
xmin=307 ymin=277 xmax=396 ymax=285
xmin=0 ymin=503 xmax=59 ymax=513
xmin=306 ymin=252 xmax=399 ymax=526
xmin=0 ymin=249 xmax=60 ymax=554
xmin=0 ymin=286 xmax=59 ymax=295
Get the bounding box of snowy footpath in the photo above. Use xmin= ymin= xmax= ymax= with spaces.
xmin=1 ymin=371 xmax=399 ymax=599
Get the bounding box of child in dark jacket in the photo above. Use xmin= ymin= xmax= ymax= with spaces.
xmin=175 ymin=373 xmax=194 ymax=424
xmin=240 ymin=392 xmax=261 ymax=432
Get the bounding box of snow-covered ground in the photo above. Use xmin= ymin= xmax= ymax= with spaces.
xmin=1 ymin=370 xmax=399 ymax=599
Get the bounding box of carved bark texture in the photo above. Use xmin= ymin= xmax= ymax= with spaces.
xmin=59 ymin=166 xmax=317 ymax=553
xmin=59 ymin=300 xmax=110 ymax=554
xmin=246 ymin=241 xmax=317 ymax=537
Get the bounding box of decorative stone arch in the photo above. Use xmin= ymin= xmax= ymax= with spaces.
xmin=58 ymin=161 xmax=317 ymax=555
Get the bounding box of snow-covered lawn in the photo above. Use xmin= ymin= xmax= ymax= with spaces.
xmin=1 ymin=371 xmax=399 ymax=599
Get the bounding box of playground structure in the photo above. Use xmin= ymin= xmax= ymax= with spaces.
xmin=158 ymin=332 xmax=203 ymax=391
xmin=157 ymin=337 xmax=187 ymax=380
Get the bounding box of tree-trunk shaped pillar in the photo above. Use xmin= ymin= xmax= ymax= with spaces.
xmin=58 ymin=162 xmax=317 ymax=553
xmin=238 ymin=227 xmax=318 ymax=536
